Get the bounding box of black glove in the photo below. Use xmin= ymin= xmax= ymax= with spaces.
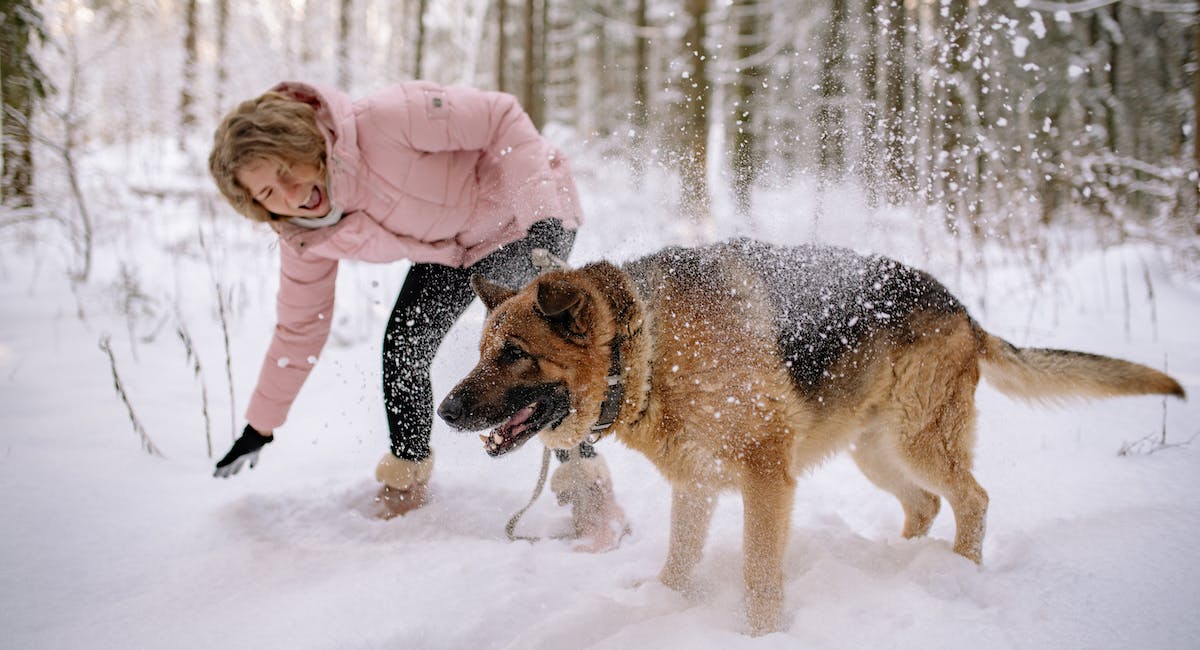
xmin=213 ymin=425 xmax=274 ymax=478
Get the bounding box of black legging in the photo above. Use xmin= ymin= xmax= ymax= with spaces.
xmin=382 ymin=219 xmax=576 ymax=461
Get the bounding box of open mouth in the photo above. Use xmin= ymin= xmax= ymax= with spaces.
xmin=300 ymin=186 xmax=323 ymax=211
xmin=480 ymin=403 xmax=540 ymax=456
xmin=479 ymin=388 xmax=570 ymax=457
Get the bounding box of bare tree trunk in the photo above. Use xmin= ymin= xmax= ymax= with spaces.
xmin=59 ymin=56 xmax=93 ymax=282
xmin=214 ymin=0 xmax=229 ymax=116
xmin=523 ymin=0 xmax=535 ymax=113
xmin=497 ymin=0 xmax=509 ymax=91
xmin=678 ymin=0 xmax=712 ymax=228
xmin=544 ymin=0 xmax=578 ymax=126
xmin=816 ymin=0 xmax=847 ymax=179
xmin=293 ymin=0 xmax=314 ymax=70
xmin=730 ymin=0 xmax=764 ymax=218
xmin=1192 ymin=6 xmax=1200 ymax=231
xmin=940 ymin=0 xmax=970 ymax=231
xmin=590 ymin=10 xmax=610 ymax=137
xmin=523 ymin=0 xmax=545 ymax=128
xmin=22 ymin=6 xmax=87 ymax=278
xmin=414 ymin=0 xmax=429 ymax=78
xmin=1194 ymin=6 xmax=1200 ymax=173
xmin=0 ymin=0 xmax=49 ymax=209
xmin=631 ymin=0 xmax=650 ymax=184
xmin=387 ymin=1 xmax=404 ymax=79
xmin=913 ymin=3 xmax=934 ymax=210
xmin=338 ymin=0 xmax=353 ymax=88
xmin=179 ymin=0 xmax=199 ymax=149
xmin=882 ymin=0 xmax=909 ymax=199
xmin=859 ymin=0 xmax=881 ymax=208
xmin=1108 ymin=4 xmax=1122 ymax=155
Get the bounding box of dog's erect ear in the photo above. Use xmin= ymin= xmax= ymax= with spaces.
xmin=536 ymin=278 xmax=589 ymax=336
xmin=471 ymin=274 xmax=517 ymax=312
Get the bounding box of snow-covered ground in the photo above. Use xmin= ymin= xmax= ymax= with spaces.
xmin=2 ymin=144 xmax=1198 ymax=649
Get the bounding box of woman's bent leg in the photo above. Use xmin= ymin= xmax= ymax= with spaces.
xmin=375 ymin=219 xmax=584 ymax=519
xmin=382 ymin=263 xmax=476 ymax=462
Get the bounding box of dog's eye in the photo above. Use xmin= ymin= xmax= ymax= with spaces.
xmin=498 ymin=343 xmax=529 ymax=364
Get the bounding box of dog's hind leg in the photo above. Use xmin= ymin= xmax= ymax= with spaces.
xmin=659 ymin=486 xmax=717 ymax=593
xmin=893 ymin=380 xmax=989 ymax=563
xmin=851 ymin=431 xmax=941 ymax=539
xmin=882 ymin=317 xmax=991 ymax=563
xmin=741 ymin=467 xmax=796 ymax=635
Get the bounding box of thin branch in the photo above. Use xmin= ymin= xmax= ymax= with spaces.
xmin=176 ymin=314 xmax=213 ymax=459
xmin=1118 ymin=430 xmax=1196 ymax=456
xmin=99 ymin=335 xmax=165 ymax=457
xmin=0 ymin=207 xmax=56 ymax=229
xmin=198 ymin=212 xmax=238 ymax=442
xmin=1018 ymin=0 xmax=1198 ymax=14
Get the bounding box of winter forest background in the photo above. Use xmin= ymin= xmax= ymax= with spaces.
xmin=3 ymin=1 xmax=1200 ymax=648
xmin=6 ymin=0 xmax=1199 ymax=260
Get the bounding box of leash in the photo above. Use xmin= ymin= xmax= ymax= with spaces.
xmin=505 ymin=445 xmax=552 ymax=543
xmin=505 ymin=248 xmax=569 ymax=544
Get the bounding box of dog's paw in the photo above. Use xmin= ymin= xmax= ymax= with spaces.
xmin=657 ymin=569 xmax=694 ymax=595
xmin=744 ymin=603 xmax=785 ymax=637
xmin=629 ymin=574 xmax=683 ymax=595
xmin=571 ymin=517 xmax=631 ymax=553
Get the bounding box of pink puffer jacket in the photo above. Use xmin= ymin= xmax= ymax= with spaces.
xmin=244 ymin=81 xmax=584 ymax=432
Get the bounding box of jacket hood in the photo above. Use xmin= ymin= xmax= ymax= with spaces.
xmin=268 ymin=81 xmax=364 ymax=250
xmin=270 ymin=81 xmax=357 ymax=157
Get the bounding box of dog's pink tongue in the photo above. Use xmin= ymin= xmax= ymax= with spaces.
xmin=481 ymin=405 xmax=536 ymax=454
xmin=507 ymin=405 xmax=534 ymax=429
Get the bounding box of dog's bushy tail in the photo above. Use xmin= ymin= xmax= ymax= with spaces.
xmin=977 ymin=329 xmax=1185 ymax=403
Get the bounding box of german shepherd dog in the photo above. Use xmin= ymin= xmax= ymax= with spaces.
xmin=437 ymin=240 xmax=1184 ymax=634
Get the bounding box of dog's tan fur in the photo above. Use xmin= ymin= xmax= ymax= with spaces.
xmin=445 ymin=240 xmax=1185 ymax=634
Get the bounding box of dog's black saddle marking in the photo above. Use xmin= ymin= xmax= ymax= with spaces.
xmin=625 ymin=240 xmax=966 ymax=399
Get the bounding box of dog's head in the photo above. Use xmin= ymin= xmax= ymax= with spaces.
xmin=437 ymin=269 xmax=619 ymax=456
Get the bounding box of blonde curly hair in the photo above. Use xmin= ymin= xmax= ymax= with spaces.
xmin=208 ymin=91 xmax=327 ymax=222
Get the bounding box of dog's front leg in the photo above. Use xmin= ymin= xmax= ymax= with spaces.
xmin=550 ymin=447 xmax=630 ymax=552
xmin=658 ymin=486 xmax=716 ymax=593
xmin=742 ymin=469 xmax=795 ymax=636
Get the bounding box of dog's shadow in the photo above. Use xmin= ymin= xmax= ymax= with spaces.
xmin=783 ymin=522 xmax=998 ymax=612
xmin=612 ymin=514 xmax=994 ymax=636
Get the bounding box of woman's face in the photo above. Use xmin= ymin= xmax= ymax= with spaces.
xmin=236 ymin=158 xmax=330 ymax=218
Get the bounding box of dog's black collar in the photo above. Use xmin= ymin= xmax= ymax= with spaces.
xmin=587 ymin=316 xmax=647 ymax=441
xmin=588 ymin=335 xmax=626 ymax=439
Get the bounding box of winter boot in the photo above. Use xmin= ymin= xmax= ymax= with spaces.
xmin=373 ymin=451 xmax=433 ymax=519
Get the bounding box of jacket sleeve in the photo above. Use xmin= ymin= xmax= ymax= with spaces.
xmin=244 ymin=243 xmax=339 ymax=431
xmin=362 ymin=82 xmax=540 ymax=158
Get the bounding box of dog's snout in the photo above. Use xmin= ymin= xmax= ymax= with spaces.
xmin=437 ymin=392 xmax=465 ymax=426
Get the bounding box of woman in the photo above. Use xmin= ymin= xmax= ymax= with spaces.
xmin=207 ymin=81 xmax=618 ymax=526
